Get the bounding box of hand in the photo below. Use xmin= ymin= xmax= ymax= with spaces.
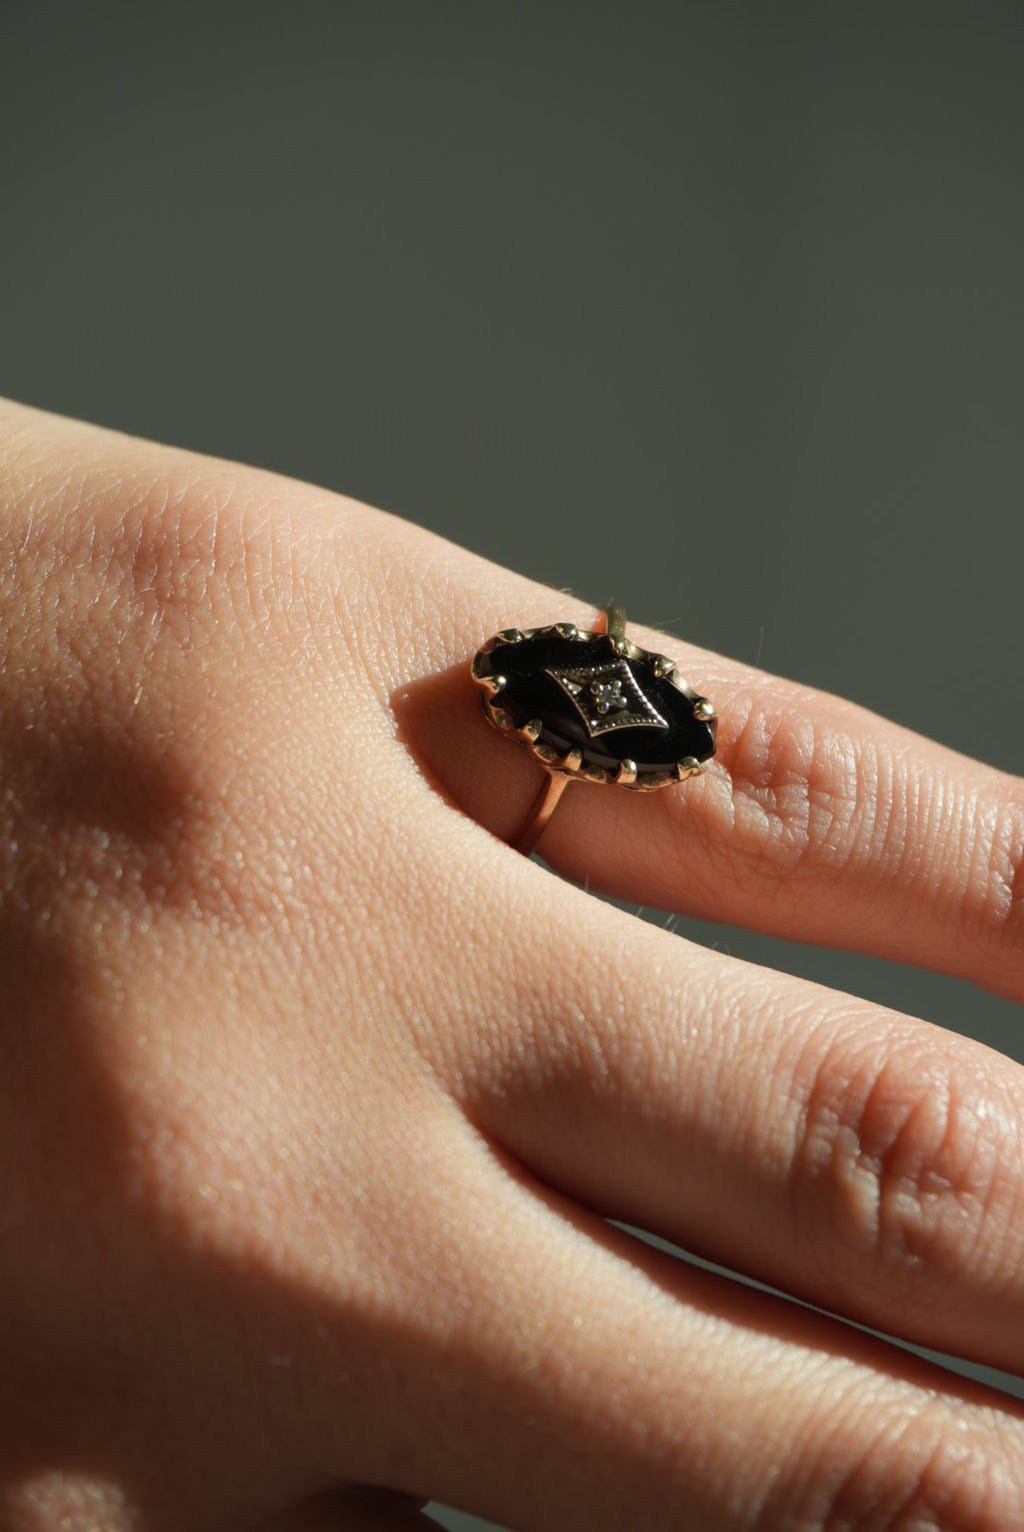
xmin=1 ymin=399 xmax=1022 ymax=1532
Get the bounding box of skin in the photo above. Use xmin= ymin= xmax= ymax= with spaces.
xmin=0 ymin=397 xmax=1022 ymax=1532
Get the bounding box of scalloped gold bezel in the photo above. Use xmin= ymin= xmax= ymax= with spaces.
xmin=471 ymin=623 xmax=716 ymax=792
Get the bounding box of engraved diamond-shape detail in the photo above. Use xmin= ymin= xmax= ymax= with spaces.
xmin=544 ymin=658 xmax=668 ymax=738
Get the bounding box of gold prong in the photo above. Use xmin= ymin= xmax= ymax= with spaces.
xmin=616 ymin=759 xmax=638 ymax=786
xmin=651 ymin=653 xmax=675 ymax=678
xmin=492 ymin=708 xmax=513 ymax=731
xmin=560 ymin=747 xmax=583 ymax=773
xmin=604 ymin=604 xmax=628 ymax=643
xmin=676 ymin=756 xmax=703 ymax=780
xmin=494 ymin=628 xmax=523 ymax=645
xmin=554 ymin=622 xmax=580 ymax=639
xmin=692 ymin=699 xmax=717 ymax=722
xmin=478 ymin=672 xmax=507 ymax=697
xmin=522 ymin=718 xmax=544 ymax=743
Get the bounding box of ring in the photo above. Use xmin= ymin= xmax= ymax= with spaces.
xmin=472 ymin=604 xmax=717 ymax=855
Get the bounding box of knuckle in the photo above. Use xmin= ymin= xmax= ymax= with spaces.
xmin=794 ymin=1028 xmax=1014 ymax=1290
xmin=713 ymin=688 xmax=884 ymax=880
xmin=0 ymin=458 xmax=312 ymax=943
xmin=703 ymin=685 xmax=1024 ymax=982
xmin=85 ymin=462 xmax=278 ymax=650
xmin=964 ymin=784 xmax=1024 ymax=953
xmin=820 ymin=1404 xmax=1024 ymax=1531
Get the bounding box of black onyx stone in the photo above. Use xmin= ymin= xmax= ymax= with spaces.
xmin=475 ymin=629 xmax=715 ymax=781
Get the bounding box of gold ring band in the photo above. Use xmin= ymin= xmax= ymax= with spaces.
xmin=472 ymin=605 xmax=717 ymax=857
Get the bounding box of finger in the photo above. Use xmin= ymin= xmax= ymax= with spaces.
xmin=372 ymin=516 xmax=1024 ymax=1004
xmin=378 ymin=1129 xmax=1024 ymax=1532
xmin=438 ymin=855 xmax=1024 ymax=1381
xmin=559 ymin=625 xmax=1024 ymax=1002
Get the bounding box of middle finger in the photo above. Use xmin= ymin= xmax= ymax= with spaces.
xmin=436 ymin=852 xmax=1024 ymax=1380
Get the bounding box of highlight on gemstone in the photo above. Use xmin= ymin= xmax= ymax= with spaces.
xmin=472 ymin=624 xmax=716 ymax=789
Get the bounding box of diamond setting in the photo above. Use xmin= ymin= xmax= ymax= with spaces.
xmin=544 ymin=658 xmax=668 ymax=738
xmin=472 ymin=623 xmax=716 ymax=790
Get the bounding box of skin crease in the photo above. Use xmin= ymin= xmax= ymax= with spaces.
xmin=1 ymin=400 xmax=1023 ymax=1532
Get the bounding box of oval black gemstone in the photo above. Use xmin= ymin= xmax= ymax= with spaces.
xmin=474 ymin=628 xmax=715 ymax=783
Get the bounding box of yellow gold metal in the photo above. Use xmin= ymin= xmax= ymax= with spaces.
xmin=605 ymin=604 xmax=628 ymax=644
xmin=513 ymin=772 xmax=570 ymax=857
xmin=479 ymin=603 xmax=715 ymax=855
xmin=477 ymin=672 xmax=507 ymax=697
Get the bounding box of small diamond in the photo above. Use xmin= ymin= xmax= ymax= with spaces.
xmin=591 ymin=679 xmax=627 ymax=714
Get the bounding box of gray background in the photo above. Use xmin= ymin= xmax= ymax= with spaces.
xmin=2 ymin=4 xmax=1022 ymax=1527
